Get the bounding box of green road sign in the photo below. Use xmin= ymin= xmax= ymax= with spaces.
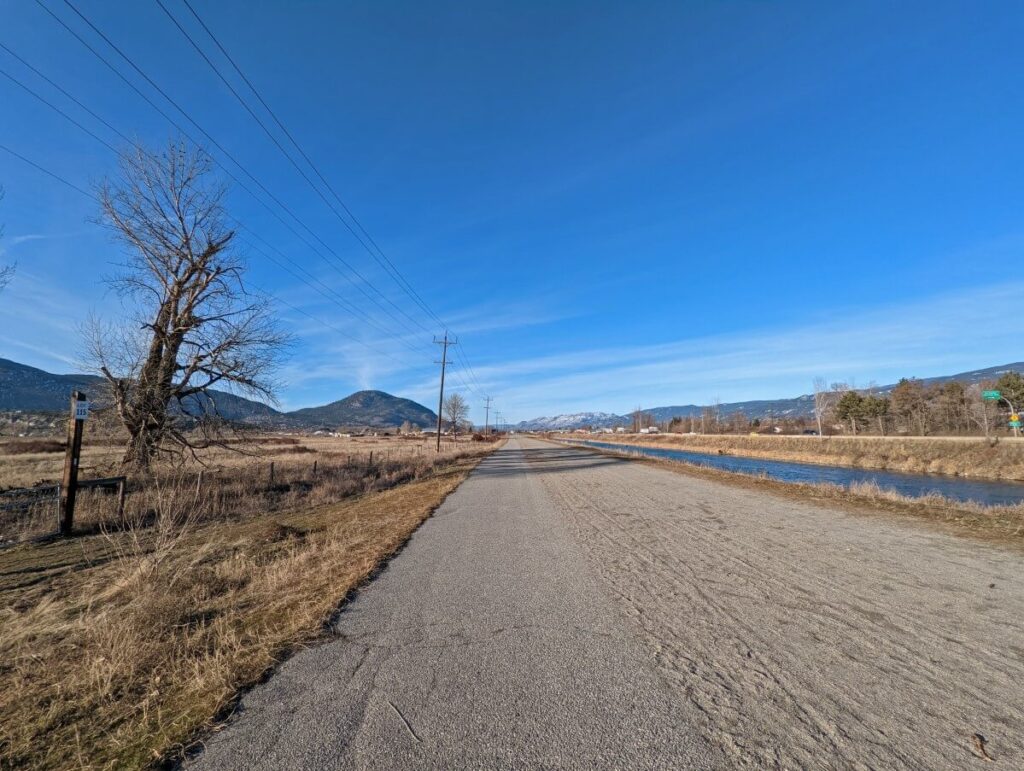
xmin=1011 ymin=420 xmax=1022 ymax=429
xmin=982 ymin=390 xmax=1002 ymax=401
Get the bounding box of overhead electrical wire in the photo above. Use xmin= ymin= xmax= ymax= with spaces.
xmin=0 ymin=62 xmax=418 ymax=365
xmin=177 ymin=0 xmax=448 ymax=332
xmin=0 ymin=139 xmax=411 ymax=367
xmin=153 ymin=0 xmax=432 ymax=338
xmin=34 ymin=0 xmax=434 ymax=352
xmin=160 ymin=0 xmax=490 ymax=396
xmin=16 ymin=1 xmax=491 ymax=401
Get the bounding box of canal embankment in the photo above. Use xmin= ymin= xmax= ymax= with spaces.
xmin=554 ymin=438 xmax=1024 ymax=544
xmin=561 ymin=433 xmax=1024 ymax=481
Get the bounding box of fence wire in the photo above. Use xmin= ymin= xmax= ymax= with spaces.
xmin=0 ymin=484 xmax=60 ymax=545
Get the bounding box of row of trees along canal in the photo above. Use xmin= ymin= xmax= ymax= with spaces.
xmin=821 ymin=375 xmax=1023 ymax=437
xmin=638 ymin=374 xmax=1024 ymax=438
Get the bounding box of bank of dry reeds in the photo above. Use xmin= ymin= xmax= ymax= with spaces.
xmin=579 ymin=433 xmax=1024 ymax=481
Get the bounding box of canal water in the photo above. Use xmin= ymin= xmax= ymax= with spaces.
xmin=573 ymin=440 xmax=1024 ymax=507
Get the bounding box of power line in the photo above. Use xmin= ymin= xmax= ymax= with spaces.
xmin=0 ymin=143 xmax=90 ymax=197
xmin=0 ymin=64 xmax=117 ymax=154
xmin=0 ymin=138 xmax=414 ymax=368
xmin=153 ymin=0 xmax=433 ymax=337
xmin=163 ymin=0 xmax=494 ymax=392
xmin=14 ymin=3 xmax=492 ymax=394
xmin=0 ymin=40 xmax=129 ymax=147
xmin=165 ymin=0 xmax=493 ymax=390
xmin=35 ymin=0 xmax=431 ymax=347
xmin=176 ymin=0 xmax=448 ymax=332
xmin=0 ymin=48 xmax=429 ymax=357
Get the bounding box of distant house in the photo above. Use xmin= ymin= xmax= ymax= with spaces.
xmin=614 ymin=426 xmax=626 ymax=433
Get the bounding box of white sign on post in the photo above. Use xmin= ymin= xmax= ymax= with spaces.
xmin=74 ymin=401 xmax=90 ymax=421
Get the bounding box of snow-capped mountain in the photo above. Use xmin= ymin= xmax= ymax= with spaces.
xmin=515 ymin=412 xmax=628 ymax=430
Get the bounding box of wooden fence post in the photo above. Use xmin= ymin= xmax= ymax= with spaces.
xmin=59 ymin=391 xmax=87 ymax=536
xmin=313 ymin=459 xmax=318 ymax=478
xmin=116 ymin=477 xmax=126 ymax=519
xmin=269 ymin=462 xmax=275 ymax=486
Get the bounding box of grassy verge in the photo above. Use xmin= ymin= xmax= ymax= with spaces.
xmin=565 ymin=433 xmax=1024 ymax=481
xmin=0 ymin=450 xmax=490 ymax=770
xmin=558 ymin=440 xmax=1024 ymax=545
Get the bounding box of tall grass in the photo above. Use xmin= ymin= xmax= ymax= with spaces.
xmin=0 ymin=448 xmax=491 ymax=769
xmin=2 ymin=448 xmax=479 ymax=544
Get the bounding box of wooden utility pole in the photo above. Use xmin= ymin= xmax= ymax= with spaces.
xmin=483 ymin=395 xmax=493 ymax=435
xmin=434 ymin=333 xmax=456 ymax=452
xmin=59 ymin=391 xmax=88 ymax=536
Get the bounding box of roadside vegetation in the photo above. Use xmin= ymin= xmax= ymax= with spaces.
xmin=0 ymin=433 xmax=476 ymax=543
xmin=622 ymin=371 xmax=1024 ymax=441
xmin=0 ymin=437 xmax=497 ymax=769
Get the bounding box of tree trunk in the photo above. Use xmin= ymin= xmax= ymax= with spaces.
xmin=123 ymin=425 xmax=159 ymax=471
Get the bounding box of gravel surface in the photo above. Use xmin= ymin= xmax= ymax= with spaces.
xmin=530 ymin=438 xmax=1024 ymax=768
xmin=188 ymin=437 xmax=1024 ymax=769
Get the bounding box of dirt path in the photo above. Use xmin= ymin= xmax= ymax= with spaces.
xmin=525 ymin=437 xmax=1024 ymax=768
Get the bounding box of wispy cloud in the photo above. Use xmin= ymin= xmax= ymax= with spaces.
xmin=7 ymin=231 xmax=90 ymax=247
xmin=0 ymin=268 xmax=95 ymax=371
xmin=467 ymin=282 xmax=1024 ymax=420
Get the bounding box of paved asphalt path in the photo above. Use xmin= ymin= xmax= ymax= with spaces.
xmin=189 ymin=438 xmax=716 ymax=769
xmin=190 ymin=438 xmax=1024 ymax=769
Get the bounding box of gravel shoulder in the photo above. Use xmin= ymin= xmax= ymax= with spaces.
xmin=526 ymin=437 xmax=1024 ymax=768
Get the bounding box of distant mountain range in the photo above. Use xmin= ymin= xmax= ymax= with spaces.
xmin=0 ymin=357 xmax=437 ymax=429
xmin=513 ymin=412 xmax=625 ymax=431
xmin=514 ymin=362 xmax=1024 ymax=430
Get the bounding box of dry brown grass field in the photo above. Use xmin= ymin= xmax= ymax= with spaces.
xmin=573 ymin=432 xmax=1024 ymax=481
xmin=0 ymin=435 xmax=498 ymax=769
xmin=0 ymin=433 xmax=476 ymax=544
xmin=0 ymin=432 xmax=464 ymax=489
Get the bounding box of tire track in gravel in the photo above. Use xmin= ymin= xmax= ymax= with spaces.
xmin=523 ymin=438 xmax=1024 ymax=770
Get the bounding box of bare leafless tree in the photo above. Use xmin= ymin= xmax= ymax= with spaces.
xmin=443 ymin=393 xmax=469 ymax=439
xmin=812 ymin=377 xmax=830 ymax=437
xmin=85 ymin=140 xmax=288 ymax=470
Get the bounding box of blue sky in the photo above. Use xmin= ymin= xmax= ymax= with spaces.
xmin=2 ymin=1 xmax=1023 ymax=423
